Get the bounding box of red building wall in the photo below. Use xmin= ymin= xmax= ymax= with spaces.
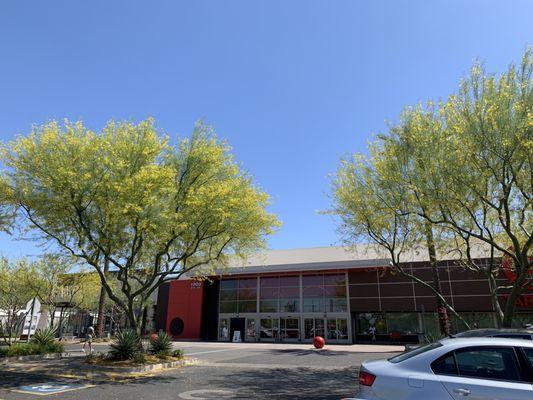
xmin=166 ymin=280 xmax=204 ymax=339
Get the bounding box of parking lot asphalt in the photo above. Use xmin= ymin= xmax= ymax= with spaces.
xmin=0 ymin=342 xmax=402 ymax=399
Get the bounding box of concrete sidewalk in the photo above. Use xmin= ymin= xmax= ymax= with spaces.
xmin=171 ymin=340 xmax=405 ymax=353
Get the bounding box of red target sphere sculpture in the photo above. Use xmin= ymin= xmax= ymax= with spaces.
xmin=313 ymin=336 xmax=325 ymax=349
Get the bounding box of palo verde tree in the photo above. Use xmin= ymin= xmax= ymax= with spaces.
xmin=331 ymin=49 xmax=532 ymax=329
xmin=331 ymin=151 xmax=469 ymax=335
xmin=3 ymin=119 xmax=278 ymax=331
xmin=27 ymin=254 xmax=101 ymax=331
xmin=0 ymin=257 xmax=34 ymax=345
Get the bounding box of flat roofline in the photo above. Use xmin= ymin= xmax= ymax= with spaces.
xmin=215 ymin=258 xmax=390 ymax=276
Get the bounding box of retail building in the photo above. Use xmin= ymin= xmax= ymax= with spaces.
xmin=154 ymin=245 xmax=533 ymax=343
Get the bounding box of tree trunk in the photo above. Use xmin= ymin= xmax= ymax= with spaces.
xmin=487 ymin=270 xmax=504 ymax=328
xmin=95 ymin=258 xmax=110 ymax=337
xmin=501 ymin=254 xmax=530 ymax=328
xmin=424 ymin=222 xmax=451 ymax=336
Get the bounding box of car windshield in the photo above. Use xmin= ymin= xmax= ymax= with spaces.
xmin=388 ymin=342 xmax=443 ymax=363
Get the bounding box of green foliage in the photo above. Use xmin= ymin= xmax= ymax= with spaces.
xmin=31 ymin=326 xmax=57 ymax=346
xmin=0 ymin=342 xmax=63 ymax=357
xmin=172 ymin=349 xmax=185 ymax=359
xmin=423 ymin=332 xmax=446 ymax=344
xmin=0 ymin=257 xmax=35 ymax=345
xmin=28 ymin=254 xmax=102 ymax=325
xmin=331 ymin=49 xmax=532 ymax=328
xmin=3 ymin=119 xmax=279 ymax=330
xmin=133 ymin=352 xmax=146 ymax=364
xmin=149 ymin=332 xmax=172 ymax=356
xmin=108 ymin=330 xmax=143 ymax=361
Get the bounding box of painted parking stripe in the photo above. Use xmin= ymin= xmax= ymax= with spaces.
xmin=186 ymin=348 xmax=236 ymax=356
xmin=13 ymin=383 xmax=92 ymax=396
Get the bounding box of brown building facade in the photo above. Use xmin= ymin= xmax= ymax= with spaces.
xmin=156 ymin=247 xmax=533 ymax=344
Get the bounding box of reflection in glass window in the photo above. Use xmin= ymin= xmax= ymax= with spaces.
xmin=259 ymin=275 xmax=299 ymax=313
xmin=432 ymin=354 xmax=457 ymax=375
xmin=357 ymin=313 xmax=387 ymax=334
xmin=260 ymin=318 xmax=279 ymax=339
xmin=219 ymin=278 xmax=257 ymax=314
xmin=455 ymin=348 xmax=521 ymax=381
xmin=303 ymin=273 xmax=347 ymax=313
xmin=387 ymin=313 xmax=419 ymax=334
xmin=219 ymin=318 xmax=229 ymax=340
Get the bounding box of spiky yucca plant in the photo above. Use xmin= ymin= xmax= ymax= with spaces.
xmin=32 ymin=326 xmax=57 ymax=346
xmin=108 ymin=330 xmax=143 ymax=360
xmin=149 ymin=332 xmax=172 ymax=356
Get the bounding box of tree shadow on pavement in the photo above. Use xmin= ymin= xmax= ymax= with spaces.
xmin=203 ymin=366 xmax=359 ymax=399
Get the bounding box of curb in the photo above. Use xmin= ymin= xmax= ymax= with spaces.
xmin=80 ymin=357 xmax=198 ymax=374
xmin=0 ymin=352 xmax=70 ymax=364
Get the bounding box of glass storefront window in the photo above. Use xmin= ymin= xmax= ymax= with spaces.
xmin=260 ymin=318 xmax=279 ymax=339
xmin=325 ymin=298 xmax=348 ymax=312
xmin=387 ymin=313 xmax=419 ymax=334
xmin=220 ymin=278 xmax=257 ymax=314
xmin=219 ymin=318 xmax=229 ymax=340
xmin=452 ymin=312 xmax=495 ymax=333
xmin=280 ymin=318 xmax=300 ymax=340
xmin=246 ymin=318 xmax=256 ymax=340
xmin=280 ymin=299 xmax=299 ymax=312
xmin=304 ymin=318 xmax=325 ymax=339
xmin=303 ymin=273 xmax=347 ymax=313
xmin=337 ymin=318 xmax=348 ymax=340
xmin=260 ymin=299 xmax=277 ymax=312
xmin=220 ymin=301 xmax=238 ymax=313
xmin=357 ymin=313 xmax=387 ymax=334
xmin=327 ymin=319 xmax=337 ymax=340
xmin=511 ymin=313 xmax=533 ymax=329
xmin=239 ymin=300 xmax=257 ymax=313
xmin=421 ymin=313 xmax=440 ymax=336
xmin=259 ymin=275 xmax=299 ymax=313
xmin=303 ymin=298 xmax=324 ymax=313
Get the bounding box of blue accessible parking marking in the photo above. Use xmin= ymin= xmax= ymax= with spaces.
xmin=14 ymin=383 xmax=90 ymax=396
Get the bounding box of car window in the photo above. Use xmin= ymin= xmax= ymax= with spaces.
xmin=432 ymin=354 xmax=457 ymax=375
xmin=455 ymin=347 xmax=521 ymax=382
xmin=523 ymin=348 xmax=533 ymax=368
xmin=388 ymin=342 xmax=442 ymax=363
xmin=492 ymin=334 xmax=532 ymax=340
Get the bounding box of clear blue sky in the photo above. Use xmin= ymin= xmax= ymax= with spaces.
xmin=0 ymin=1 xmax=531 ymax=258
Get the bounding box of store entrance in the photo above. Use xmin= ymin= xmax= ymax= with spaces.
xmin=304 ymin=317 xmax=349 ymax=343
xmin=230 ymin=317 xmax=245 ymax=342
xmin=280 ymin=318 xmax=300 ymax=341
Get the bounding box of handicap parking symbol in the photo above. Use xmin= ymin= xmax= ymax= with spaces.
xmin=16 ymin=383 xmax=88 ymax=395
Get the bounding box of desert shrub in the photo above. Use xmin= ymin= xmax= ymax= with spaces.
xmin=0 ymin=341 xmax=63 ymax=357
xmin=172 ymin=349 xmax=185 ymax=359
xmin=108 ymin=330 xmax=143 ymax=360
xmin=133 ymin=352 xmax=146 ymax=364
xmin=41 ymin=341 xmax=64 ymax=354
xmin=32 ymin=327 xmax=57 ymax=346
xmin=149 ymin=332 xmax=172 ymax=356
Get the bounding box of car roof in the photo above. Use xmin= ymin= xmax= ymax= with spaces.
xmin=455 ymin=328 xmax=533 ymax=336
xmin=440 ymin=337 xmax=533 ymax=347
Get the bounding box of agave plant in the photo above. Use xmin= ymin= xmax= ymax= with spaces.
xmin=108 ymin=330 xmax=143 ymax=360
xmin=149 ymin=331 xmax=172 ymax=356
xmin=32 ymin=326 xmax=57 ymax=346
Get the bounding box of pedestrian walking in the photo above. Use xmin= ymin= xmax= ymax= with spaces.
xmin=368 ymin=325 xmax=377 ymax=342
xmin=83 ymin=326 xmax=95 ymax=355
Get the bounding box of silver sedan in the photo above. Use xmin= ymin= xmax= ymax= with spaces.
xmin=347 ymin=337 xmax=533 ymax=400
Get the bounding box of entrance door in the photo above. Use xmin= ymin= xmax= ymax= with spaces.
xmin=280 ymin=318 xmax=300 ymax=341
xmin=259 ymin=317 xmax=279 ymax=340
xmin=230 ymin=317 xmax=245 ymax=342
xmin=326 ymin=318 xmax=349 ymax=342
xmin=304 ymin=318 xmax=325 ymax=340
xmin=245 ymin=318 xmax=257 ymax=341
